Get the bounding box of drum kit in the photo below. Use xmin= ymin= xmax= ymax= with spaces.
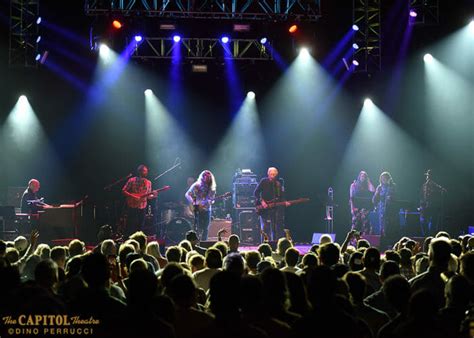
xmin=159 ymin=202 xmax=194 ymax=245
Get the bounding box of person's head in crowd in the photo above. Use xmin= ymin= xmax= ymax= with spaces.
xmin=415 ymin=256 xmax=430 ymax=275
xmin=118 ymin=243 xmax=135 ymax=265
xmin=399 ymin=248 xmax=412 ymax=267
xmin=257 ymin=260 xmax=272 ymax=274
xmin=100 ymin=239 xmax=116 ymax=257
xmin=5 ymin=247 xmax=19 ymax=264
xmin=14 ymin=236 xmax=28 ymax=254
xmin=460 ymin=251 xmax=474 ymax=284
xmin=0 ymin=240 xmax=6 ymax=257
xmin=450 ymin=239 xmax=462 ymax=257
xmin=445 ymin=275 xmax=472 ymax=308
xmin=65 ymin=256 xmax=82 ymax=278
xmin=318 ymin=243 xmax=340 ymax=267
xmin=50 ymin=246 xmax=67 ymax=269
xmin=301 ymin=252 xmax=319 ymax=270
xmin=429 ymin=238 xmax=452 ymax=270
xmin=125 ymin=239 xmax=140 ymax=253
xmin=129 ymin=231 xmax=147 ymax=253
xmin=97 ymin=224 xmax=113 ymax=242
xmin=223 ymin=252 xmax=245 ymax=276
xmin=205 ymin=247 xmax=223 ymax=269
xmin=228 ymin=234 xmax=240 ymax=252
xmin=310 ymin=244 xmax=319 ymax=254
xmin=165 ymin=246 xmax=182 ymax=263
xmin=384 ymin=250 xmax=401 ymax=265
xmin=408 ymin=289 xmax=438 ymax=320
xmin=332 ymin=263 xmax=350 ymax=279
xmin=461 ymin=235 xmax=471 ymax=253
xmin=260 ymin=268 xmax=290 ymax=310
xmin=34 ymin=259 xmax=59 ymax=292
xmin=258 ymin=243 xmax=273 ymax=257
xmin=436 ymin=231 xmax=450 ymax=239
xmin=357 ymin=239 xmax=370 ymax=250
xmin=209 ymin=270 xmax=240 ymax=318
xmin=125 ymin=253 xmax=142 ymax=273
xmin=167 ymin=274 xmax=198 ymax=309
xmin=276 ymin=238 xmax=293 ymax=257
xmin=81 ymin=253 xmax=110 ymax=289
xmin=383 ymin=275 xmax=411 ymax=314
xmin=284 ymin=247 xmax=300 ymax=268
xmin=380 ymin=260 xmax=400 ymax=283
xmin=189 ymin=254 xmax=205 ymax=273
xmin=160 ymin=263 xmax=185 ymax=290
xmin=212 ymin=241 xmax=229 ymax=259
xmin=128 ymin=268 xmax=158 ymax=306
xmin=130 ymin=258 xmax=148 ymax=274
xmin=344 ymin=271 xmax=367 ymax=304
xmin=185 ymin=250 xmax=198 ymax=265
xmin=423 ymin=236 xmax=433 ymax=253
xmin=404 ymin=240 xmax=417 ymax=251
xmin=179 ymin=239 xmax=193 ymax=253
xmin=245 ymin=251 xmax=262 ymax=274
xmin=319 ymin=234 xmax=333 ymax=245
xmin=468 ymin=237 xmax=474 ymax=251
xmin=146 ymin=241 xmax=163 ymax=259
xmin=349 ymin=251 xmax=364 ymax=271
xmin=185 ymin=230 xmax=199 ymax=247
xmin=306 ymin=265 xmax=337 ymax=308
xmin=22 ymin=254 xmax=41 ymax=281
xmin=363 ymin=247 xmax=380 ymax=271
xmin=68 ymin=239 xmax=85 ymax=258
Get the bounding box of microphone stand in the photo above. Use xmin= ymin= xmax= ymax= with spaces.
xmin=104 ymin=173 xmax=132 ymax=191
xmin=153 ymin=158 xmax=181 ymax=181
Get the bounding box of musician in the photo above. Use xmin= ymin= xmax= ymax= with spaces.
xmin=372 ymin=172 xmax=397 ymax=246
xmin=185 ymin=170 xmax=216 ymax=241
xmin=20 ymin=179 xmax=46 ymax=214
xmin=420 ymin=169 xmax=446 ymax=236
xmin=254 ymin=167 xmax=290 ymax=242
xmin=122 ymin=165 xmax=156 ymax=235
xmin=349 ymin=171 xmax=375 ymax=234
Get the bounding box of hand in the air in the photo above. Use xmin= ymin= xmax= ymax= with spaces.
xmin=261 ymin=200 xmax=268 ymax=208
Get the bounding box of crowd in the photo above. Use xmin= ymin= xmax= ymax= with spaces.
xmin=0 ymin=228 xmax=473 ymax=338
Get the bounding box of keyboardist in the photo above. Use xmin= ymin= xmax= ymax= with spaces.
xmin=20 ymin=179 xmax=50 ymax=214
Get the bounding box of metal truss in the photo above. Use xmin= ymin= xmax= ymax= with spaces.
xmin=9 ymin=0 xmax=40 ymax=67
xmin=409 ymin=0 xmax=439 ymax=26
xmin=352 ymin=0 xmax=381 ymax=73
xmin=131 ymin=37 xmax=272 ymax=61
xmin=85 ymin=0 xmax=321 ymax=21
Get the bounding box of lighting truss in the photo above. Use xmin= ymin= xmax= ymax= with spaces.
xmin=131 ymin=37 xmax=272 ymax=61
xmin=9 ymin=0 xmax=40 ymax=67
xmin=409 ymin=0 xmax=439 ymax=26
xmin=85 ymin=0 xmax=321 ymax=22
xmin=352 ymin=0 xmax=381 ymax=74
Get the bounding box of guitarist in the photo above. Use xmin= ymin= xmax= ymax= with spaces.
xmin=254 ymin=167 xmax=290 ymax=242
xmin=185 ymin=170 xmax=216 ymax=241
xmin=122 ymin=165 xmax=157 ymax=235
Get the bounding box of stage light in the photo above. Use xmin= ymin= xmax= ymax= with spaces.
xmin=424 ymin=53 xmax=433 ymax=62
xmin=352 ymin=60 xmax=359 ymax=66
xmin=247 ymin=91 xmax=255 ymax=99
xmin=352 ymin=43 xmax=359 ymax=49
xmin=144 ymin=89 xmax=153 ymax=96
xmin=221 ymin=36 xmax=230 ymax=44
xmin=409 ymin=9 xmax=417 ymax=18
xmin=260 ymin=37 xmax=267 ymax=44
xmin=112 ymin=20 xmax=123 ymax=29
xmin=134 ymin=35 xmax=143 ymax=42
xmin=35 ymin=53 xmax=41 ymax=61
xmin=289 ymin=25 xmax=298 ymax=33
xmin=469 ymin=20 xmax=474 ymax=33
xmin=352 ymin=24 xmax=359 ymax=31
xmin=299 ymin=47 xmax=310 ymax=57
xmin=19 ymin=95 xmax=28 ymax=102
xmin=173 ymin=35 xmax=181 ymax=42
xmin=36 ymin=17 xmax=42 ymax=25
xmin=99 ymin=43 xmax=110 ymax=58
xmin=36 ymin=36 xmax=41 ymax=43
xmin=364 ymin=98 xmax=373 ymax=106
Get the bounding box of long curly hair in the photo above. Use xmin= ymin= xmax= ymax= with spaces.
xmin=198 ymin=170 xmax=217 ymax=192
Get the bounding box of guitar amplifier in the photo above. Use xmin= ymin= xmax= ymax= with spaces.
xmin=208 ymin=218 xmax=232 ymax=241
xmin=238 ymin=209 xmax=260 ymax=244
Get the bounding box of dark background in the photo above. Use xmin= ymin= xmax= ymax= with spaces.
xmin=0 ymin=0 xmax=473 ymax=242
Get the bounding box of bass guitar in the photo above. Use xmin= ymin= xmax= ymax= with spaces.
xmin=256 ymin=198 xmax=310 ymax=215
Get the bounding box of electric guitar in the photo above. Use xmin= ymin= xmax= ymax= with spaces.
xmin=126 ymin=186 xmax=171 ymax=208
xmin=192 ymin=192 xmax=232 ymax=212
xmin=256 ymin=197 xmax=310 ymax=215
